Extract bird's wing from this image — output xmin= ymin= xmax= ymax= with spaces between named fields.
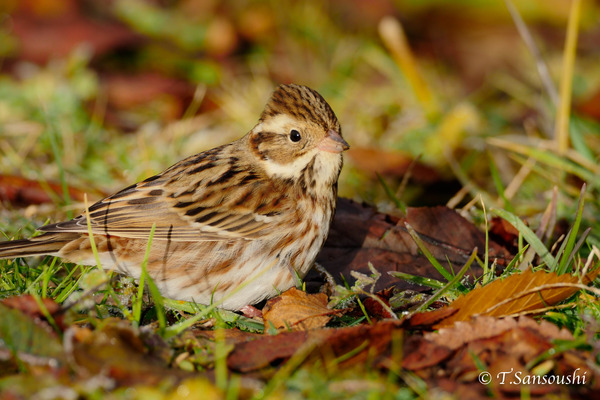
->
xmin=40 ymin=146 xmax=291 ymax=242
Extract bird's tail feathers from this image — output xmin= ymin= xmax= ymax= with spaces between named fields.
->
xmin=0 ymin=235 xmax=68 ymax=259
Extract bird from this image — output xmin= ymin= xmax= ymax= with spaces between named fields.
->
xmin=0 ymin=84 xmax=349 ymax=310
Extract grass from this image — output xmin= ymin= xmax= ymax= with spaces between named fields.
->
xmin=1 ymin=0 xmax=600 ymax=398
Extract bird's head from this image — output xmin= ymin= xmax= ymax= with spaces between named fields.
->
xmin=247 ymin=84 xmax=349 ymax=190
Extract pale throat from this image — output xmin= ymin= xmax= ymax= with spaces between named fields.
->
xmin=261 ymin=150 xmax=341 ymax=192
xmin=261 ymin=151 xmax=316 ymax=180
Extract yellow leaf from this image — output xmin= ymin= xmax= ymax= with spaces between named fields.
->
xmin=434 ymin=269 xmax=599 ymax=328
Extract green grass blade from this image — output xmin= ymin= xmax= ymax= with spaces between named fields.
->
xmin=377 ymin=173 xmax=406 ymax=213
xmin=504 ymin=244 xmax=530 ymax=274
xmin=488 ymin=156 xmax=513 ymax=212
xmin=491 ymin=208 xmax=555 ymax=268
xmin=404 ymin=222 xmax=454 ymax=282
xmin=133 ymin=223 xmax=157 ymax=325
xmin=556 ymin=184 xmax=586 ymax=274
xmin=388 ymin=271 xmax=444 ymax=289
xmin=411 ymin=248 xmax=477 ymax=313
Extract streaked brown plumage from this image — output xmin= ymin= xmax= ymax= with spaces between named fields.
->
xmin=0 ymin=84 xmax=349 ymax=310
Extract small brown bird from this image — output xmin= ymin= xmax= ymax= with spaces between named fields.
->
xmin=0 ymin=84 xmax=348 ymax=310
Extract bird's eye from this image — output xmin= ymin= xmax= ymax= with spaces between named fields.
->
xmin=289 ymin=129 xmax=302 ymax=142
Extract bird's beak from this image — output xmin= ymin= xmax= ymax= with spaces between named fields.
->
xmin=318 ymin=130 xmax=350 ymax=153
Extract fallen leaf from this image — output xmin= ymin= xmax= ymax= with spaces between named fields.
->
xmin=401 ymin=335 xmax=453 ymax=370
xmin=0 ymin=174 xmax=103 ymax=206
xmin=317 ymin=320 xmax=403 ymax=368
xmin=1 ymin=295 xmax=66 ymax=331
xmin=314 ymin=199 xmax=511 ymax=292
xmin=102 ymin=72 xmax=195 ymax=127
xmin=10 ymin=3 xmax=140 ymax=64
xmin=434 ymin=268 xmax=600 ymax=328
xmin=362 ymin=288 xmax=395 ymax=319
xmin=227 ymin=330 xmax=315 ymax=372
xmin=489 ymin=216 xmax=520 ymax=251
xmin=0 ymin=303 xmax=65 ymax=367
xmin=262 ymin=288 xmax=341 ymax=331
xmin=227 ymin=320 xmax=403 ymax=373
xmin=398 ymin=316 xmax=598 ymax=398
xmin=1 ymin=295 xmax=60 ymax=318
xmin=71 ymin=319 xmax=190 ymax=387
xmin=426 ymin=316 xmax=573 ymax=351
xmin=402 ymin=307 xmax=458 ymax=330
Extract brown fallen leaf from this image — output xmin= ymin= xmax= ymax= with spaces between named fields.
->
xmin=227 ymin=330 xmax=317 ymax=372
xmin=401 ymin=335 xmax=454 ymax=370
xmin=317 ymin=320 xmax=403 ymax=368
xmin=1 ymin=295 xmax=60 ymax=318
xmin=362 ymin=288 xmax=396 ymax=319
xmin=1 ymin=295 xmax=66 ymax=331
xmin=314 ymin=199 xmax=511 ymax=292
xmin=10 ymin=3 xmax=141 ymax=64
xmin=0 ymin=174 xmax=103 ymax=206
xmin=226 ymin=315 xmax=599 ymax=398
xmin=227 ymin=320 xmax=403 ymax=373
xmin=402 ymin=307 xmax=458 ymax=330
xmin=426 ymin=316 xmax=574 ymax=351
xmin=262 ymin=288 xmax=342 ymax=331
xmin=102 ymin=72 xmax=196 ymax=127
xmin=489 ymin=216 xmax=520 ymax=252
xmin=399 ymin=316 xmax=598 ymax=398
xmin=11 ymin=7 xmax=142 ymax=64
xmin=433 ymin=268 xmax=600 ymax=328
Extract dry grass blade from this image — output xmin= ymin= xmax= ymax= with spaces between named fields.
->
xmin=504 ymin=0 xmax=559 ymax=107
xmin=487 ymin=137 xmax=600 ymax=180
xmin=555 ymin=0 xmax=582 ymax=153
xmin=378 ymin=16 xmax=438 ymax=117
xmin=434 ymin=268 xmax=600 ymax=328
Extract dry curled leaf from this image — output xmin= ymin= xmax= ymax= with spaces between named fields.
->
xmin=434 ymin=268 xmax=600 ymax=328
xmin=262 ymin=288 xmax=342 ymax=331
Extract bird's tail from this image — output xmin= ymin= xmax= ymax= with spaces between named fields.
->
xmin=0 ymin=234 xmax=71 ymax=259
